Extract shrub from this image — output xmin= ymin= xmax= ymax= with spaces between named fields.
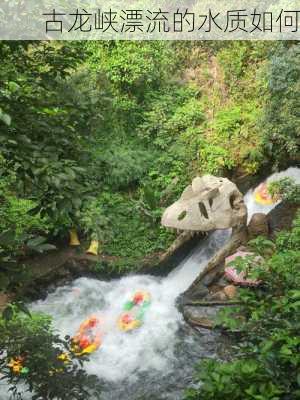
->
xmin=0 ymin=311 xmax=101 ymax=400
xmin=185 ymin=213 xmax=300 ymax=400
xmin=268 ymin=178 xmax=300 ymax=204
xmin=262 ymin=43 xmax=300 ymax=166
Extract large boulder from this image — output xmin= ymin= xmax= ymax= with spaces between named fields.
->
xmin=268 ymin=201 xmax=299 ymax=236
xmin=161 ymin=175 xmax=247 ymax=232
xmin=248 ymin=213 xmax=269 ymax=239
xmin=223 ymin=285 xmax=237 ymax=299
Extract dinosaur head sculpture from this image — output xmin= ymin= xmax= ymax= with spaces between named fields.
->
xmin=161 ymin=175 xmax=247 ymax=232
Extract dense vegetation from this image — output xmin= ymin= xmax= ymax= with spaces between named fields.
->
xmin=185 ymin=212 xmax=300 ymax=400
xmin=0 ymin=40 xmax=299 ymax=398
xmin=1 ymin=41 xmax=299 ymax=279
xmin=0 ymin=311 xmax=101 ymax=400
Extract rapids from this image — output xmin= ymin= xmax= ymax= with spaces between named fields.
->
xmin=244 ymin=167 xmax=300 ymax=221
xmin=1 ymin=167 xmax=299 ymax=399
xmin=30 ymin=229 xmax=230 ymax=400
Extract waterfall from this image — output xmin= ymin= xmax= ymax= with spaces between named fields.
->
xmin=1 ymin=167 xmax=299 ymax=400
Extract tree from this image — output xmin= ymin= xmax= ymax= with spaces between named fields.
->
xmin=262 ymin=43 xmax=300 ymax=167
xmin=0 ymin=311 xmax=101 ymax=400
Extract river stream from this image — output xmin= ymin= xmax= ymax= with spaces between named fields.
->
xmin=1 ymin=167 xmax=299 ymax=399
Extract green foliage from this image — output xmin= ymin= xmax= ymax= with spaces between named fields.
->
xmin=136 ymin=84 xmax=205 ymax=195
xmin=0 ymin=155 xmax=52 ymax=240
xmin=139 ymin=85 xmax=203 ymax=143
xmin=0 ymin=42 xmax=105 ymax=232
xmin=201 ymin=100 xmax=263 ymax=174
xmin=198 ymin=139 xmax=234 ymax=174
xmin=2 ymin=38 xmax=298 ymax=400
xmin=186 ymin=214 xmax=300 ymax=400
xmin=97 ymin=191 xmax=174 ymax=270
xmin=0 ymin=155 xmax=57 ymax=292
xmin=217 ymin=42 xmax=270 ymax=96
xmin=262 ymin=43 xmax=300 ymax=166
xmin=0 ymin=228 xmax=56 ymax=293
xmin=275 ymin=215 xmax=300 ymax=252
xmin=0 ymin=40 xmax=283 ymax=272
xmin=0 ymin=229 xmax=26 ymax=292
xmin=0 ymin=196 xmax=48 ymax=237
xmin=201 ymin=42 xmax=267 ymax=174
xmin=93 ymin=143 xmax=155 ymax=190
xmin=185 ymin=359 xmax=283 ymax=400
xmin=29 ymin=160 xmax=92 ymax=230
xmin=268 ymin=178 xmax=300 ymax=204
xmin=25 ymin=236 xmax=56 ymax=254
xmin=88 ymin=42 xmax=172 ymax=95
xmin=86 ymin=41 xmax=174 ymax=137
xmin=0 ymin=106 xmax=11 ymax=126
xmin=0 ymin=312 xmax=101 ymax=400
xmin=218 ymin=43 xmax=248 ymax=82
xmin=79 ymin=198 xmax=110 ymax=242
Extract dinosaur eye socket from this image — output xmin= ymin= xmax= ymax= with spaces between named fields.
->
xmin=230 ymin=193 xmax=238 ymax=209
xmin=178 ymin=210 xmax=187 ymax=220
xmin=198 ymin=202 xmax=208 ymax=219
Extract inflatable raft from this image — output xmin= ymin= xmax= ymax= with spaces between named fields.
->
xmin=254 ymin=182 xmax=276 ymax=206
xmin=71 ymin=315 xmax=102 ymax=356
xmin=117 ymin=291 xmax=151 ymax=332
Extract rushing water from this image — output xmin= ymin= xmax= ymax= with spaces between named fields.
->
xmin=1 ymin=167 xmax=299 ymax=399
xmin=31 ymin=229 xmax=230 ymax=400
xmin=244 ymin=167 xmax=300 ymax=221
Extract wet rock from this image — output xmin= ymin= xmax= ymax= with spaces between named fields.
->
xmin=209 ymin=284 xmax=224 ymax=293
xmin=268 ymin=201 xmax=299 ymax=236
xmin=209 ymin=290 xmax=227 ymax=301
xmin=182 ymin=284 xmax=209 ymax=303
xmin=183 ymin=225 xmax=248 ymax=303
xmin=201 ymin=264 xmax=224 ymax=287
xmin=183 ymin=305 xmax=225 ymax=329
xmin=223 ymin=285 xmax=237 ymax=299
xmin=189 ymin=317 xmax=214 ymax=329
xmin=248 ymin=213 xmax=269 ymax=239
xmin=147 ymin=231 xmax=203 ymax=276
xmin=217 ymin=276 xmax=230 ymax=288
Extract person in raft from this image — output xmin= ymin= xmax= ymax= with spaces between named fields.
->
xmin=75 ymin=316 xmax=100 ymax=351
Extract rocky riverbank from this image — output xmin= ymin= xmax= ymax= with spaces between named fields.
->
xmin=179 ymin=200 xmax=299 ymax=329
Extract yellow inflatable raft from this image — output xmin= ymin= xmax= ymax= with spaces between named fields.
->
xmin=117 ymin=290 xmax=151 ymax=332
xmin=254 ymin=182 xmax=276 ymax=205
xmin=71 ymin=315 xmax=102 ymax=356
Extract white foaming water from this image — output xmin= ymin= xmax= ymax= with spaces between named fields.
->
xmin=2 ymin=166 xmax=299 ymax=399
xmin=245 ymin=167 xmax=300 ymax=221
xmin=30 ymin=229 xmax=230 ymax=384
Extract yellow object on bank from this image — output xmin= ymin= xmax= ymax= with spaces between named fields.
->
xmin=86 ymin=240 xmax=100 ymax=256
xmin=69 ymin=228 xmax=80 ymax=246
